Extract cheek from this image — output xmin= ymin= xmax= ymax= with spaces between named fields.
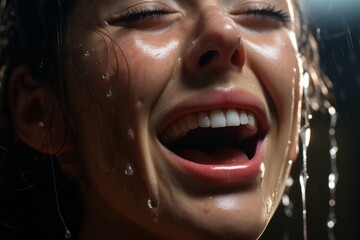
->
xmin=245 ymin=33 xmax=300 ymax=122
xmin=117 ymin=35 xmax=182 ymax=106
xmin=65 ymin=29 xmax=185 ymax=173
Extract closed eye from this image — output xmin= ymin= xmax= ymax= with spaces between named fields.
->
xmin=244 ymin=6 xmax=290 ymax=23
xmin=117 ymin=6 xmax=169 ymax=24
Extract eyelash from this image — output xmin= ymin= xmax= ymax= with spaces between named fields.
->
xmin=118 ymin=6 xmax=168 ymax=23
xmin=116 ymin=5 xmax=290 ymax=24
xmin=244 ymin=6 xmax=291 ymax=22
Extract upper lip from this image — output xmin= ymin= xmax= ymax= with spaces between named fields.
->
xmin=157 ymin=87 xmax=270 ymax=138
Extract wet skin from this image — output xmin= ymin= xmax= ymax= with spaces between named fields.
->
xmin=63 ymin=0 xmax=302 ymax=239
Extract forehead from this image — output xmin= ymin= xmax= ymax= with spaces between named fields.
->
xmin=82 ymin=0 xmax=296 ymax=8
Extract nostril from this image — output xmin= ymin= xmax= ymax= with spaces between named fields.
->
xmin=198 ymin=50 xmax=218 ymax=66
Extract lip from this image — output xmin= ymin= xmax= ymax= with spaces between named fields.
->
xmin=157 ymin=88 xmax=269 ymax=187
xmin=161 ymin=140 xmax=265 ymax=186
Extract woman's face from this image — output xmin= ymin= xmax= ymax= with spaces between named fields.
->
xmin=65 ymin=0 xmax=302 ymax=239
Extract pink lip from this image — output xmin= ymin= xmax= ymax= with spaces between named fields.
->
xmin=162 ymin=140 xmax=265 ymax=186
xmin=157 ymin=88 xmax=269 ymax=187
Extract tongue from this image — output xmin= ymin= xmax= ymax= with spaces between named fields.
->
xmin=176 ymin=148 xmax=249 ymax=165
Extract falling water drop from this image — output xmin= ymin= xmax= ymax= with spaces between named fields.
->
xmin=327 ymin=106 xmax=338 ymax=240
xmin=281 ymin=166 xmax=294 ymax=240
xmin=282 ymin=175 xmax=294 ymax=217
xmin=299 ymin=72 xmax=312 ymax=240
xmin=65 ymin=230 xmax=72 ymax=239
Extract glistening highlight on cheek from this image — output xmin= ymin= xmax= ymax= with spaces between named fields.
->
xmin=133 ymin=38 xmax=180 ymax=60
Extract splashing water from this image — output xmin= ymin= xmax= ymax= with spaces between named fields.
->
xmin=300 ymin=126 xmax=310 ymax=240
xmin=327 ymin=106 xmax=338 ymax=240
xmin=300 ymin=72 xmax=312 ymax=240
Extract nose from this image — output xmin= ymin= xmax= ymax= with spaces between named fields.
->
xmin=184 ymin=6 xmax=245 ymax=73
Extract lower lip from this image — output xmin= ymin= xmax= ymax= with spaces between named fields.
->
xmin=163 ymin=140 xmax=265 ymax=187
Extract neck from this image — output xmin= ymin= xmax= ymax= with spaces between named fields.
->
xmin=79 ymin=216 xmax=160 ymax=240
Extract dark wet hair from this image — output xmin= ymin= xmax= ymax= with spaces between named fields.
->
xmin=0 ymin=0 xmax=333 ymax=239
xmin=0 ymin=1 xmax=81 ymax=239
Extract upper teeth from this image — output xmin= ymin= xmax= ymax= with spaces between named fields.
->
xmin=160 ymin=108 xmax=257 ymax=143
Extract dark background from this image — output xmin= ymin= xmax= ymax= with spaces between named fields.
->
xmin=262 ymin=0 xmax=360 ymax=239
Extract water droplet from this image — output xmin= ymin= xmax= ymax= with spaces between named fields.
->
xmin=128 ymin=128 xmax=135 ymax=141
xmin=38 ymin=61 xmax=44 ymax=69
xmin=329 ymin=199 xmax=336 ymax=207
xmin=260 ymin=162 xmax=265 ymax=179
xmin=327 ymin=220 xmax=335 ymax=229
xmin=136 ymin=100 xmax=143 ymax=109
xmin=285 ymin=176 xmax=294 ymax=187
xmin=124 ymin=164 xmax=134 ymax=176
xmin=177 ymin=57 xmax=183 ymax=65
xmin=106 ymin=90 xmax=112 ymax=98
xmin=327 ymin=105 xmax=338 ymax=237
xmin=147 ymin=198 xmax=159 ymax=209
xmin=84 ymin=50 xmax=90 ymax=58
xmin=65 ymin=230 xmax=72 ymax=239
xmin=38 ymin=121 xmax=45 ymax=128
xmin=102 ymin=73 xmax=110 ymax=80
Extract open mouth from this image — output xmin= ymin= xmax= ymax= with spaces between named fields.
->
xmin=159 ymin=108 xmax=265 ymax=165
